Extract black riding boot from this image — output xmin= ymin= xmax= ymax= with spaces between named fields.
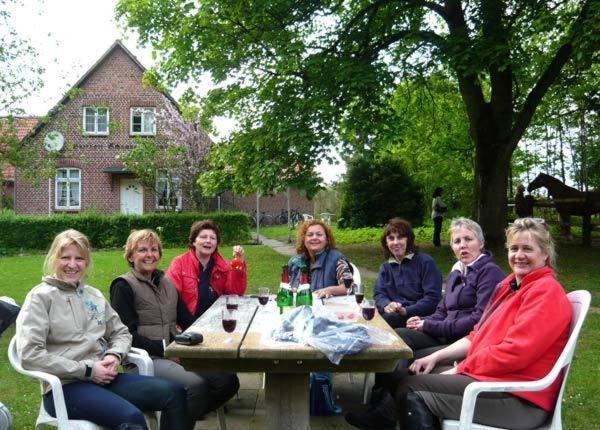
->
xmin=400 ymin=393 xmax=440 ymax=430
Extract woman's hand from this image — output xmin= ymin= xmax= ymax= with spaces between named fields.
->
xmin=409 ymin=353 xmax=439 ymax=375
xmin=384 ymin=301 xmax=406 ymax=315
xmin=406 ymin=316 xmax=424 ymax=331
xmin=315 ymin=285 xmax=345 ymax=299
xmin=232 ymin=245 xmax=245 ymax=260
xmin=92 ymin=356 xmax=119 ymax=385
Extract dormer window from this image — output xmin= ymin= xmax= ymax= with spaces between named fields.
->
xmin=131 ymin=107 xmax=156 ymax=136
xmin=83 ymin=107 xmax=109 ymax=135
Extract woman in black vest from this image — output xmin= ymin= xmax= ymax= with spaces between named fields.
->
xmin=110 ymin=229 xmax=239 ymax=424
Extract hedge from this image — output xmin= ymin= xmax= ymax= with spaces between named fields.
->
xmin=0 ymin=211 xmax=251 ymax=253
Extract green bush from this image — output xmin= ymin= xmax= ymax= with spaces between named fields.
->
xmin=0 ymin=211 xmax=250 ymax=253
xmin=339 ymin=156 xmax=425 ymax=228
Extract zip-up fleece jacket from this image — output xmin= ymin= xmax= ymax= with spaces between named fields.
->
xmin=16 ymin=276 xmax=131 ymax=393
xmin=166 ymin=250 xmax=247 ymax=316
xmin=457 ymin=266 xmax=571 ymax=411
xmin=423 ymin=251 xmax=504 ymax=341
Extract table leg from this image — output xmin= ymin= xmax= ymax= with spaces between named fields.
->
xmin=264 ymin=373 xmax=310 ymax=430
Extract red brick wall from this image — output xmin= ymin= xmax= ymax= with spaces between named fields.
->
xmin=220 ymin=188 xmax=313 ymax=219
xmin=15 ymin=45 xmax=177 ymax=215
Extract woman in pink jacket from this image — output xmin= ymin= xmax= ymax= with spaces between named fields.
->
xmin=167 ymin=219 xmax=247 ymax=317
xmin=345 ymin=218 xmax=571 ymax=430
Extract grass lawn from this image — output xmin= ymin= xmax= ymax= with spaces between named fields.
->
xmin=1 ymin=235 xmax=599 ymax=429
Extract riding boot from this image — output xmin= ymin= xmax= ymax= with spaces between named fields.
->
xmin=400 ymin=393 xmax=440 ymax=430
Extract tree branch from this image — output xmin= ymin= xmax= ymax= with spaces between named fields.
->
xmin=510 ymin=0 xmax=593 ymax=149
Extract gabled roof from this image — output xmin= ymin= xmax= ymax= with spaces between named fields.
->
xmin=23 ymin=40 xmax=179 ymax=142
xmin=1 ymin=116 xmax=39 ymax=180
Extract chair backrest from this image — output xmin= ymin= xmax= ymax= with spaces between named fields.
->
xmin=8 ymin=336 xmax=23 ymax=372
xmin=546 ymin=290 xmax=591 ymax=428
xmin=350 ymin=263 xmax=362 ymax=288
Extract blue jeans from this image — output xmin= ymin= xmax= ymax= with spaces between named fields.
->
xmin=43 ymin=373 xmax=190 ymax=430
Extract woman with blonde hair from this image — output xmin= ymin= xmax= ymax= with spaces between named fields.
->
xmin=111 ymin=229 xmax=240 ymax=423
xmin=17 ymin=229 xmax=189 ymax=429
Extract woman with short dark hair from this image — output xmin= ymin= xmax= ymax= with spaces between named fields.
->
xmin=167 ymin=219 xmax=247 ymax=317
xmin=374 ymin=218 xmax=442 ymax=329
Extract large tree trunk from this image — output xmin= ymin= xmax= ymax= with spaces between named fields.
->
xmin=474 ymin=133 xmax=512 ymax=248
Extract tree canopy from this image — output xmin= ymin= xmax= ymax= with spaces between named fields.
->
xmin=117 ymin=0 xmax=599 ymax=244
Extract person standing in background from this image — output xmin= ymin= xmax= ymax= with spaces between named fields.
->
xmin=431 ymin=187 xmax=447 ymax=247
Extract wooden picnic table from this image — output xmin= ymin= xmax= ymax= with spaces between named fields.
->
xmin=166 ymin=295 xmax=412 ymax=430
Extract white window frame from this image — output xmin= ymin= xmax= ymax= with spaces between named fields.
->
xmin=83 ymin=106 xmax=109 ymax=135
xmin=156 ymin=170 xmax=182 ymax=210
xmin=55 ymin=168 xmax=81 ymax=210
xmin=130 ymin=107 xmax=156 ymax=136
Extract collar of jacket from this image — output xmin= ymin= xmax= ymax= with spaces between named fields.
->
xmin=189 ymin=249 xmax=230 ymax=272
xmin=388 ymin=253 xmax=415 ymax=265
xmin=501 ymin=266 xmax=554 ymax=292
xmin=42 ymin=275 xmax=80 ymax=291
xmin=129 ymin=268 xmax=165 ymax=288
xmin=451 ymin=250 xmax=494 ymax=275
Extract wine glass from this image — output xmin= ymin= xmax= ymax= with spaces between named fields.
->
xmin=354 ymin=283 xmax=364 ymax=305
xmin=225 ymin=295 xmax=239 ymax=310
xmin=342 ymin=272 xmax=354 ymax=291
xmin=222 ymin=308 xmax=237 ymax=333
xmin=361 ymin=299 xmax=376 ymax=321
xmin=258 ymin=287 xmax=270 ymax=306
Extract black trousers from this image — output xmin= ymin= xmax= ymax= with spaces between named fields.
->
xmin=389 ymin=367 xmax=549 ymax=430
xmin=433 ymin=216 xmax=443 ymax=247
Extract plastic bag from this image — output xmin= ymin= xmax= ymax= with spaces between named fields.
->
xmin=270 ymin=305 xmax=396 ymax=364
xmin=305 ymin=317 xmax=370 ymax=364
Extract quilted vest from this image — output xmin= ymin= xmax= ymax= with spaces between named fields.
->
xmin=119 ymin=270 xmax=178 ymax=342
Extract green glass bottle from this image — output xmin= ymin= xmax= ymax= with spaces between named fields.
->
xmin=276 ymin=265 xmax=293 ymax=313
xmin=296 ymin=269 xmax=312 ymax=306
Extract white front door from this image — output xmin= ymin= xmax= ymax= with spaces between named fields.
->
xmin=120 ymin=179 xmax=144 ymax=215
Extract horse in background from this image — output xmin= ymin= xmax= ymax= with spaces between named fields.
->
xmin=528 ymin=173 xmax=600 ymax=246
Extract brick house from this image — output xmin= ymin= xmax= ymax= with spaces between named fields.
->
xmin=12 ymin=40 xmax=313 ymax=217
xmin=1 ymin=117 xmax=39 ymax=207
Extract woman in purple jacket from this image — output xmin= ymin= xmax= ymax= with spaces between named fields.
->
xmin=398 ymin=217 xmax=504 ymax=358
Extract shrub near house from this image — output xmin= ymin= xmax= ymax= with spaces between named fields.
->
xmin=0 ymin=211 xmax=250 ymax=253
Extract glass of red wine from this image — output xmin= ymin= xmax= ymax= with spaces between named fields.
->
xmin=222 ymin=308 xmax=237 ymax=333
xmin=258 ymin=287 xmax=270 ymax=306
xmin=361 ymin=299 xmax=376 ymax=321
xmin=225 ymin=295 xmax=239 ymax=310
xmin=354 ymin=283 xmax=364 ymax=305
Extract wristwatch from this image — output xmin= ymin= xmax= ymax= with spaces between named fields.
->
xmin=84 ymin=364 xmax=93 ymax=378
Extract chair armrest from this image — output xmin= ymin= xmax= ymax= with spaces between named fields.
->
xmin=125 ymin=347 xmax=154 ymax=376
xmin=457 ymin=375 xmax=560 ymax=430
xmin=16 ymin=367 xmax=70 ymax=427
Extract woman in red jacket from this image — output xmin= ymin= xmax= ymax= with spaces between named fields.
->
xmin=166 ymin=219 xmax=247 ymax=317
xmin=345 ymin=218 xmax=572 ymax=430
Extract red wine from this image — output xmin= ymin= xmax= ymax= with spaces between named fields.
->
xmin=258 ymin=296 xmax=268 ymax=305
xmin=222 ymin=319 xmax=237 ymax=333
xmin=226 ymin=303 xmax=238 ymax=310
xmin=355 ymin=293 xmax=364 ymax=304
xmin=343 ymin=278 xmax=353 ymax=289
xmin=362 ymin=306 xmax=375 ymax=321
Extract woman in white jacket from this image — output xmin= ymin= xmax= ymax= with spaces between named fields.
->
xmin=16 ymin=229 xmax=190 ymax=430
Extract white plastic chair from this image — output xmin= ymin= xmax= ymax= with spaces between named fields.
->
xmin=442 ymin=290 xmax=591 ymax=430
xmin=350 ymin=263 xmax=362 ymax=289
xmin=302 ymin=213 xmax=314 ymax=221
xmin=8 ymin=336 xmax=159 ymax=430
